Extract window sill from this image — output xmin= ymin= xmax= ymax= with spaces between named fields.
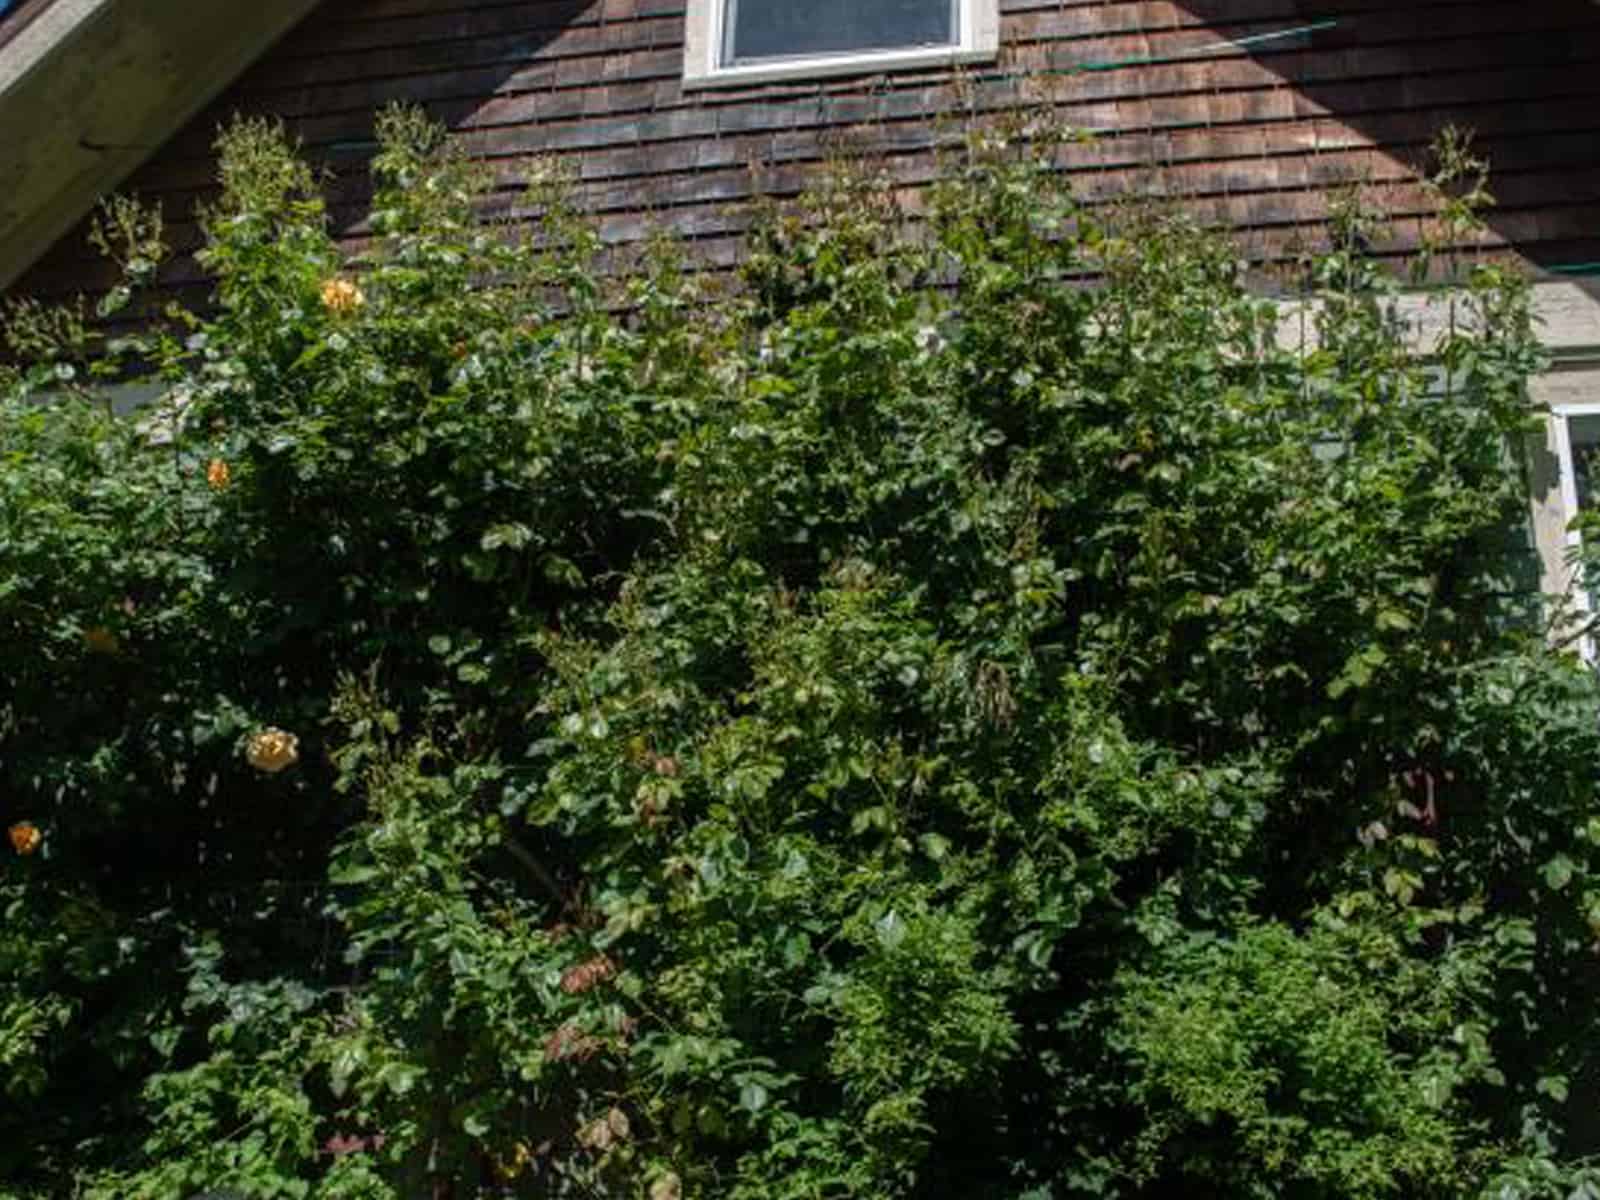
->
xmin=682 ymin=42 xmax=996 ymax=90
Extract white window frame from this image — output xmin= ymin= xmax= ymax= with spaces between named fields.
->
xmin=682 ymin=0 xmax=999 ymax=90
xmin=1544 ymin=400 xmax=1600 ymax=659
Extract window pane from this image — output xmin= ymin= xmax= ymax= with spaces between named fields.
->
xmin=1566 ymin=414 xmax=1600 ymax=615
xmin=1572 ymin=415 xmax=1600 ymax=514
xmin=725 ymin=0 xmax=956 ymax=64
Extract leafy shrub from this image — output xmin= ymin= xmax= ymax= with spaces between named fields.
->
xmin=1 ymin=107 xmax=1597 ymax=1199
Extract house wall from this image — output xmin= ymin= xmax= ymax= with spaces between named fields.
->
xmin=8 ymin=0 xmax=1600 ymax=309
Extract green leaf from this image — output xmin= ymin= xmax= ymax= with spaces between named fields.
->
xmin=1544 ymin=855 xmax=1576 ymax=892
xmin=328 ymin=860 xmax=379 ymax=886
xmin=481 ymin=522 xmax=533 ymax=552
xmin=874 ymin=909 xmax=907 ymax=951
xmin=738 ymin=1081 xmax=769 ymax=1114
xmin=1538 ymin=1074 xmax=1571 ymax=1103
xmin=1375 ymin=607 xmax=1413 ymax=632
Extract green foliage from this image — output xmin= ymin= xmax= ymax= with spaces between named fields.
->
xmin=1 ymin=108 xmax=1596 ymax=1199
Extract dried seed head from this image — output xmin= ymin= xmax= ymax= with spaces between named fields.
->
xmin=543 ymin=1023 xmax=601 ymax=1063
xmin=576 ymin=1106 xmax=630 ymax=1152
xmin=83 ymin=626 xmax=120 ymax=655
xmin=559 ymin=955 xmax=616 ymax=995
xmin=492 ymin=1142 xmax=533 ymax=1181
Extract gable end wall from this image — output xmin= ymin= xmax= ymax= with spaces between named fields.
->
xmin=11 ymin=0 xmax=1600 ymax=307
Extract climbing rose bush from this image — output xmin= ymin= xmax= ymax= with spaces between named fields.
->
xmin=2 ymin=106 xmax=1599 ymax=1199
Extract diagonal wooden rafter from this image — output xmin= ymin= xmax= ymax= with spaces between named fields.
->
xmin=0 ymin=0 xmax=320 ymax=289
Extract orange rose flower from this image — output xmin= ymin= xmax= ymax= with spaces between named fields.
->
xmin=206 ymin=458 xmax=231 ymax=491
xmin=9 ymin=822 xmax=41 ymax=856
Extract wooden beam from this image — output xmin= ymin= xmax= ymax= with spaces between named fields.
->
xmin=0 ymin=0 xmax=321 ymax=289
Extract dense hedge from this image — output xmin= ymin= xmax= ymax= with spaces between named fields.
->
xmin=3 ymin=109 xmax=1599 ymax=1199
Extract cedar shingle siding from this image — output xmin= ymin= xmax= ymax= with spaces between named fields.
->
xmin=14 ymin=0 xmax=1600 ymax=305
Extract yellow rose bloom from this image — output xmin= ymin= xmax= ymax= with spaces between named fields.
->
xmin=320 ymin=277 xmax=365 ymax=316
xmin=246 ymin=728 xmax=300 ymax=774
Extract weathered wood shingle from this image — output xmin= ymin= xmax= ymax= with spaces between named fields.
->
xmin=13 ymin=0 xmax=1600 ymax=304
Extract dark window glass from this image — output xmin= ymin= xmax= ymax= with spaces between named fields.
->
xmin=1569 ymin=414 xmax=1600 ymax=611
xmin=724 ymin=0 xmax=956 ymax=64
xmin=1573 ymin=416 xmax=1600 ymax=515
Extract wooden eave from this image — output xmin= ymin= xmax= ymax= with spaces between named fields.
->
xmin=0 ymin=0 xmax=320 ymax=289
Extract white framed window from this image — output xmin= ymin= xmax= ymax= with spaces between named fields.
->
xmin=682 ymin=0 xmax=999 ymax=89
xmin=1539 ymin=401 xmax=1600 ymax=657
